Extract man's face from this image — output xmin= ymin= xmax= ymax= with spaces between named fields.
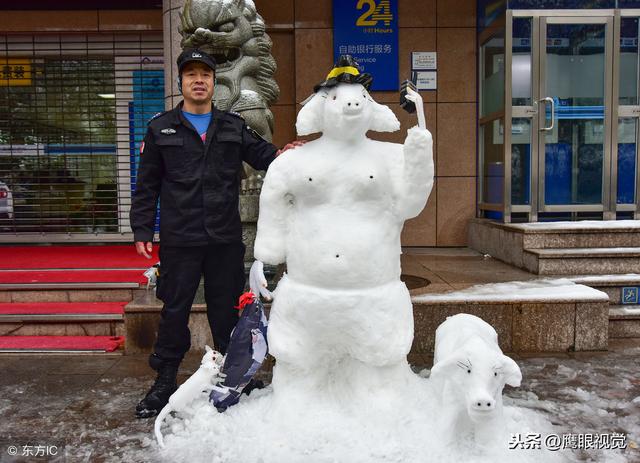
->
xmin=181 ymin=62 xmax=215 ymax=104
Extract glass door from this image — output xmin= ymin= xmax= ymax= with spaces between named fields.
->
xmin=538 ymin=16 xmax=614 ymax=217
xmin=615 ymin=13 xmax=640 ymax=218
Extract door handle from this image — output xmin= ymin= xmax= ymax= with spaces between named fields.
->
xmin=538 ymin=97 xmax=555 ymax=131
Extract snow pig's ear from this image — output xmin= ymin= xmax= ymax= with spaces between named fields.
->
xmin=296 ymin=91 xmax=327 ymax=136
xmin=429 ymin=355 xmax=463 ymax=381
xmin=368 ymin=95 xmax=400 ymax=133
xmin=501 ymin=355 xmax=522 ymax=387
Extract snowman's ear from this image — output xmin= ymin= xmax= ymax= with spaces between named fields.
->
xmin=296 ymin=91 xmax=327 ymax=136
xmin=368 ymin=97 xmax=400 ymax=133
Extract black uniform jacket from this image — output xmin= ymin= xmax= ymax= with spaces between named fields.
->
xmin=130 ymin=103 xmax=277 ymax=246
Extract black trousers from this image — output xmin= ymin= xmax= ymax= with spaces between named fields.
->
xmin=153 ymin=242 xmax=246 ymax=362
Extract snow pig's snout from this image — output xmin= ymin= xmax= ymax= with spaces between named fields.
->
xmin=467 ymin=388 xmax=497 ymax=421
xmin=342 ymin=94 xmax=365 ymax=116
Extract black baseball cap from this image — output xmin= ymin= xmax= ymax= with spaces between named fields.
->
xmin=177 ymin=48 xmax=217 ymax=74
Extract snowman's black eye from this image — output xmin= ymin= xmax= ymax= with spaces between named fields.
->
xmin=467 ymin=369 xmax=471 ymax=374
xmin=494 ymin=372 xmax=498 ymax=377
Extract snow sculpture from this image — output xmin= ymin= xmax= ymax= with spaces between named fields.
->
xmin=251 ymin=60 xmax=434 ymax=397
xmin=430 ymin=314 xmax=522 ymax=446
xmin=153 ymin=60 xmax=561 ymax=463
xmin=155 ymin=346 xmax=223 ymax=448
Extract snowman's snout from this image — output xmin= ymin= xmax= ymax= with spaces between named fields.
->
xmin=342 ymin=97 xmax=364 ymax=115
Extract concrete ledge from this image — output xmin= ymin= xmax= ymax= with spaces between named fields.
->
xmin=125 ymin=281 xmax=610 ymax=356
xmin=124 ymin=291 xmax=214 ymax=354
xmin=411 ymin=280 xmax=609 ymax=354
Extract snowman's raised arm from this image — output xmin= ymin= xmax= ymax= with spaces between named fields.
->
xmin=254 ymin=157 xmax=291 ymax=265
xmin=397 ymin=125 xmax=434 ymax=220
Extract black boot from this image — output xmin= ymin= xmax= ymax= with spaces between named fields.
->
xmin=135 ymin=356 xmax=179 ymax=419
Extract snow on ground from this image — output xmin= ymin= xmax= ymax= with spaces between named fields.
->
xmin=509 ymin=220 xmax=640 ymax=231
xmin=1 ymin=344 xmax=638 ymax=462
xmin=504 ymin=344 xmax=640 ymax=463
xmin=413 ymin=279 xmax=609 ymax=303
xmin=155 ymin=373 xmax=564 ymax=463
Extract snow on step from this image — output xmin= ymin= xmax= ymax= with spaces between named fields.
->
xmin=570 ymin=274 xmax=640 ymax=285
xmin=510 ymin=220 xmax=640 ymax=232
xmin=413 ymin=279 xmax=609 ymax=304
xmin=609 ymin=305 xmax=640 ymax=319
xmin=0 ymin=335 xmax=125 ymax=352
xmin=525 ymin=247 xmax=640 ymax=258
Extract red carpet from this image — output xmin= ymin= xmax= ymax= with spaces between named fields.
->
xmin=0 ymin=269 xmax=148 ymax=285
xmin=0 ymin=335 xmax=125 ymax=352
xmin=0 ymin=302 xmax=127 ymax=315
xmin=0 ymin=245 xmax=159 ymax=270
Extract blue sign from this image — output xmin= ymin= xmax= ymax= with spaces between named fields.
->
xmin=333 ymin=0 xmax=398 ymax=91
xmin=622 ymin=287 xmax=639 ymax=305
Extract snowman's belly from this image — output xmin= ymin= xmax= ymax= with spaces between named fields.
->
xmin=285 ymin=207 xmax=402 ymax=288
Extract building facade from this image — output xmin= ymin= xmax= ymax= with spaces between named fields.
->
xmin=0 ymin=1 xmax=638 ymax=247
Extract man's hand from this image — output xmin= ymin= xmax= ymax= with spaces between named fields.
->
xmin=249 ymin=260 xmax=272 ymax=301
xmin=135 ymin=241 xmax=153 ymax=259
xmin=276 ymin=140 xmax=307 ymax=156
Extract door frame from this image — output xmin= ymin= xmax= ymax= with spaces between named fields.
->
xmin=505 ymin=9 xmax=622 ymax=222
xmin=614 ymin=9 xmax=640 ymax=219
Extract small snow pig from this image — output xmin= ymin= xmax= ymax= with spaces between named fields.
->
xmin=155 ymin=346 xmax=224 ymax=448
xmin=430 ymin=314 xmax=522 ymax=441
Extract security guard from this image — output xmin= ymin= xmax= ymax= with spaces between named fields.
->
xmin=131 ymin=48 xmax=289 ymax=418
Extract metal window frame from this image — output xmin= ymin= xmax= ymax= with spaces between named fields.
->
xmin=477 ymin=13 xmax=507 ymax=220
xmin=505 ymin=14 xmax=540 ymax=222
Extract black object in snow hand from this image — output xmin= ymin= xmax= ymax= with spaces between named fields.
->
xmin=400 ymin=79 xmax=417 ymax=114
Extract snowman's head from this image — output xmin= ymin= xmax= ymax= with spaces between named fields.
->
xmin=296 ymin=83 xmax=399 ymax=141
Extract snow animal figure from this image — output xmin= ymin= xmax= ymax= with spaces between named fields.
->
xmin=155 ymin=346 xmax=224 ymax=449
xmin=430 ymin=314 xmax=522 ymax=447
xmin=251 ymin=56 xmax=434 ymax=400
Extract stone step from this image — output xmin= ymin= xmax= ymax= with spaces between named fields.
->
xmin=608 ymin=305 xmax=640 ymax=339
xmin=0 ymin=282 xmax=141 ymax=290
xmin=609 ymin=305 xmax=640 ymax=319
xmin=0 ymin=302 xmax=126 ymax=337
xmin=468 ymin=218 xmax=640 ymax=273
xmin=0 ymin=320 xmax=125 ymax=337
xmin=0 ymin=287 xmax=146 ymax=303
xmin=0 ymin=335 xmax=125 ymax=354
xmin=523 ymin=248 xmax=640 ymax=275
xmin=569 ymin=275 xmax=640 ymax=304
xmin=504 ymin=220 xmax=640 ymax=249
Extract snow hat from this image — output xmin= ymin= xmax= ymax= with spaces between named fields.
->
xmin=313 ymin=55 xmax=373 ymax=93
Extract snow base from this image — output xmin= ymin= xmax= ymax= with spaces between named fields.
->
xmin=156 ymin=366 xmax=564 ymax=463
